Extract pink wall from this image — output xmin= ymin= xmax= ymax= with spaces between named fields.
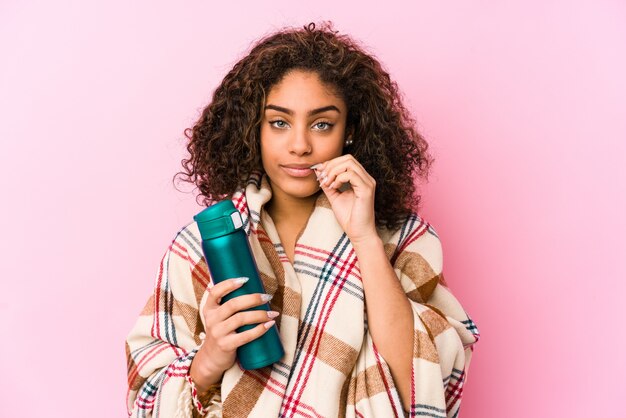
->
xmin=1 ymin=1 xmax=624 ymax=416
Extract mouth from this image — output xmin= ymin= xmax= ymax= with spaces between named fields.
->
xmin=280 ymin=165 xmax=315 ymax=178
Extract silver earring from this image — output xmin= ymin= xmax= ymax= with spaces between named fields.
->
xmin=345 ymin=138 xmax=353 ymax=146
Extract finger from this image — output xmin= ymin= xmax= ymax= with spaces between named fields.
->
xmin=319 ymin=161 xmax=373 ymax=190
xmin=205 ymin=277 xmax=250 ymax=308
xmin=220 ymin=320 xmax=277 ymax=351
xmin=326 ymin=154 xmax=366 ymax=172
xmin=220 ymin=309 xmax=280 ymax=335
xmin=317 ymin=156 xmax=371 ymax=185
xmin=214 ymin=292 xmax=273 ymax=323
xmin=314 ymin=154 xmax=353 ymax=176
xmin=327 ymin=170 xmax=372 ymax=194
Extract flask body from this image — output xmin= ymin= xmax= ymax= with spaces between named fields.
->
xmin=195 ymin=201 xmax=285 ymax=370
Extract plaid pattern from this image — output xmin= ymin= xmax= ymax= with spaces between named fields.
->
xmin=126 ymin=172 xmax=480 ymax=417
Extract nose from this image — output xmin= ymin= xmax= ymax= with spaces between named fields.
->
xmin=287 ymin=126 xmax=312 ymax=156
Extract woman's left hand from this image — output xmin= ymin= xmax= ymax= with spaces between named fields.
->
xmin=313 ymin=154 xmax=379 ymax=245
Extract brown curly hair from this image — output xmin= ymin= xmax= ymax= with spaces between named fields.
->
xmin=175 ymin=21 xmax=433 ymax=230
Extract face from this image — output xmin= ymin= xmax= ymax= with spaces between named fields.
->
xmin=260 ymin=70 xmax=349 ymax=201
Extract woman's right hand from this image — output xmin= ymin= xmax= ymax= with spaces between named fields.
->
xmin=189 ymin=277 xmax=279 ymax=392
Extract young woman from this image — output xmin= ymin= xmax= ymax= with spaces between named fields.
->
xmin=126 ymin=22 xmax=480 ymax=418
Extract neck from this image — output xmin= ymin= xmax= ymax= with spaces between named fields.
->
xmin=265 ymin=186 xmax=320 ymax=225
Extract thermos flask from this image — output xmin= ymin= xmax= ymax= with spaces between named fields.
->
xmin=194 ymin=200 xmax=285 ymax=370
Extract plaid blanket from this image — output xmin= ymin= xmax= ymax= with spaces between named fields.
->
xmin=126 ymin=172 xmax=480 ymax=417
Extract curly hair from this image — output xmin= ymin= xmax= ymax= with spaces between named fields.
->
xmin=175 ymin=21 xmax=433 ymax=230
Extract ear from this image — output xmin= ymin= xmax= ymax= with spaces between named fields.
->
xmin=345 ymin=125 xmax=355 ymax=139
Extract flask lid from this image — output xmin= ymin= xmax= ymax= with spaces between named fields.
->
xmin=194 ymin=200 xmax=244 ymax=239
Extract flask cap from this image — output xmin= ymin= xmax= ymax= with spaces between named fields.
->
xmin=194 ymin=200 xmax=244 ymax=240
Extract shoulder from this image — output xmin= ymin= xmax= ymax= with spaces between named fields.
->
xmin=379 ymin=211 xmax=443 ymax=273
xmin=163 ymin=221 xmax=205 ymax=265
xmin=156 ymin=222 xmax=212 ymax=294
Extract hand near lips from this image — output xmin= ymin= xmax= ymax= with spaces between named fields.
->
xmin=312 ymin=154 xmax=379 ymax=245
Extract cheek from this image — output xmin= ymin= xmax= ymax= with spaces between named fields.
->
xmin=259 ymin=129 xmax=271 ymax=160
xmin=323 ymin=138 xmax=346 ymax=159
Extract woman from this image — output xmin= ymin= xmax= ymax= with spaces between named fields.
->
xmin=126 ymin=22 xmax=480 ymax=418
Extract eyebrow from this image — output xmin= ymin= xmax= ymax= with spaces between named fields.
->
xmin=264 ymin=104 xmax=341 ymax=116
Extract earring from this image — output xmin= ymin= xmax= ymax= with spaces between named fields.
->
xmin=345 ymin=138 xmax=353 ymax=146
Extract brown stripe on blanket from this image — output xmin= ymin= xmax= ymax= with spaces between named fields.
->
xmin=260 ymin=270 xmax=279 ymax=296
xmin=146 ymin=289 xmax=204 ymax=345
xmin=141 ymin=258 xmax=209 ymax=316
xmin=315 ymin=191 xmax=332 ymax=209
xmin=140 ymin=295 xmax=155 ymax=316
xmin=126 ymin=342 xmax=147 ymax=391
xmin=412 ymin=309 xmax=452 ymax=363
xmin=413 ymin=329 xmax=440 ymax=363
xmin=391 ymin=249 xmax=440 ymax=302
xmin=418 ymin=308 xmax=452 ymax=339
xmin=257 ymin=222 xmax=302 ymax=326
xmin=268 ymin=285 xmax=301 ymax=329
xmin=191 ymin=261 xmax=211 ymax=305
xmin=346 ymin=364 xmax=396 ymax=405
xmin=422 ymin=302 xmax=449 ymax=322
xmin=257 ymin=222 xmax=285 ymax=283
xmin=222 ymin=370 xmax=269 ymax=417
xmin=338 ymin=373 xmax=351 ymax=417
xmin=300 ymin=327 xmax=359 ymax=376
xmin=383 ymin=242 xmax=396 ymax=259
xmin=438 ymin=271 xmax=449 ymax=288
xmin=172 ymin=299 xmax=202 ymax=344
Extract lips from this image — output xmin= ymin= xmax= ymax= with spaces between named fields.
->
xmin=280 ymin=164 xmax=315 ymax=178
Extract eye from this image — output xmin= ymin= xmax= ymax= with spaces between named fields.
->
xmin=269 ymin=120 xmax=289 ymax=129
xmin=313 ymin=121 xmax=334 ymax=131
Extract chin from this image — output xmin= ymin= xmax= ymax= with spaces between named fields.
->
xmin=268 ymin=174 xmax=320 ymax=199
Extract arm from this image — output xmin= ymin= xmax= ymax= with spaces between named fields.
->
xmin=357 ymin=221 xmax=481 ymax=417
xmin=316 ymin=155 xmax=480 ymax=417
xmin=126 ymin=225 xmax=220 ymax=417
xmin=352 ymin=236 xmax=414 ymax=414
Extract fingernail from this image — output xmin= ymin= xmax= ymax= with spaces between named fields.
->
xmin=261 ymin=293 xmax=273 ymax=302
xmin=233 ymin=277 xmax=249 ymax=285
xmin=264 ymin=320 xmax=276 ymax=329
xmin=310 ymin=163 xmax=321 ymax=170
xmin=267 ymin=311 xmax=280 ymax=319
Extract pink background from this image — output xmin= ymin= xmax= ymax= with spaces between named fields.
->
xmin=1 ymin=1 xmax=624 ymax=416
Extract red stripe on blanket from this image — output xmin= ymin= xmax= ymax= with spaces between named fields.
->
xmin=246 ymin=370 xmax=319 ymax=418
xmin=294 ymin=403 xmax=325 ymax=418
xmin=233 ymin=193 xmax=246 ymax=211
xmin=250 ymin=368 xmax=287 ymax=391
xmin=172 ymin=240 xmax=210 ymax=280
xmin=373 ymin=342 xmax=400 ymax=418
xmin=390 ymin=218 xmax=428 ymax=265
xmin=411 ymin=351 xmax=416 ymax=417
xmin=152 ymin=251 xmax=167 ymax=340
xmin=246 ymin=370 xmax=287 ymax=399
xmin=169 ymin=247 xmax=188 ymax=263
xmin=285 ymin=249 xmax=358 ymax=415
xmin=257 ymin=235 xmax=274 ymax=246
xmin=170 ymin=241 xmax=211 ymax=289
xmin=164 ymin=362 xmax=191 ymax=375
xmin=445 ymin=369 xmax=465 ymax=414
xmin=191 ymin=264 xmax=210 ymax=288
xmin=127 ymin=343 xmax=171 ymax=388
xmin=295 ymin=246 xmax=362 ymax=281
xmin=297 ymin=243 xmax=362 ymax=275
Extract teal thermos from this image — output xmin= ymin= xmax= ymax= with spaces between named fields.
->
xmin=193 ymin=200 xmax=285 ymax=370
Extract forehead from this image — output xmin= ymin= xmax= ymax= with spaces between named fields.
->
xmin=266 ymin=70 xmax=345 ymax=111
